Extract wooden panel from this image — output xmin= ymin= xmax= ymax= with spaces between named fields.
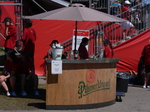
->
xmin=46 ymin=62 xmax=117 ymax=106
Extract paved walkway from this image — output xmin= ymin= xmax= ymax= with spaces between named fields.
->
xmin=38 ymin=76 xmax=46 ymax=84
xmin=1 ymin=77 xmax=150 ymax=112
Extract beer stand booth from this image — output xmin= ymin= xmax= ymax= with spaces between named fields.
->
xmin=46 ymin=58 xmax=119 ymax=110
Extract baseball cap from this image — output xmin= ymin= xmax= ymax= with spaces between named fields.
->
xmin=2 ymin=17 xmax=12 ymax=23
xmin=23 ymin=19 xmax=33 ymax=23
xmin=103 ymin=39 xmax=110 ymax=44
xmin=124 ymin=0 xmax=131 ymax=4
xmin=49 ymin=40 xmax=59 ymax=46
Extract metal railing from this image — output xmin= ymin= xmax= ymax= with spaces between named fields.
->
xmin=90 ymin=0 xmax=109 ymax=9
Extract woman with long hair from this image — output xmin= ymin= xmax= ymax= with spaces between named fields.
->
xmin=103 ymin=39 xmax=114 ymax=58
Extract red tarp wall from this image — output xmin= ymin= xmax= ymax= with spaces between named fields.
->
xmin=32 ymin=20 xmax=99 ymax=75
xmin=113 ymin=29 xmax=150 ymax=72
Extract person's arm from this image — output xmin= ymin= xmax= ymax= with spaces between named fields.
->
xmin=4 ymin=22 xmax=16 ymax=37
xmin=0 ymin=74 xmax=10 ymax=82
xmin=4 ymin=26 xmax=9 ymax=37
xmin=119 ymin=5 xmax=122 ymax=13
xmin=3 ymin=74 xmax=10 ymax=82
xmin=5 ymin=74 xmax=10 ymax=79
xmin=32 ymin=28 xmax=37 ymax=41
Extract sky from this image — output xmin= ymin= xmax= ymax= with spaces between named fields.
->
xmin=142 ymin=0 xmax=150 ymax=4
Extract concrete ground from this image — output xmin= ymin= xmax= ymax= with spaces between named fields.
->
xmin=38 ymin=76 xmax=46 ymax=84
xmin=1 ymin=77 xmax=150 ymax=112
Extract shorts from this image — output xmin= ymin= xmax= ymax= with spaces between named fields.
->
xmin=145 ymin=65 xmax=150 ymax=73
xmin=121 ymin=21 xmax=134 ymax=29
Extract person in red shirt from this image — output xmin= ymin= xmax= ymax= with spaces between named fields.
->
xmin=141 ymin=40 xmax=150 ymax=88
xmin=103 ymin=39 xmax=114 ymax=58
xmin=122 ymin=1 xmax=131 ymax=20
xmin=121 ymin=1 xmax=134 ymax=39
xmin=21 ymin=19 xmax=36 ymax=63
xmin=2 ymin=17 xmax=17 ymax=57
xmin=78 ymin=37 xmax=89 ymax=59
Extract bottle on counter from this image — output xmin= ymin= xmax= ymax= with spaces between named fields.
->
xmin=99 ymin=49 xmax=104 ymax=59
xmin=74 ymin=50 xmax=78 ymax=59
xmin=69 ymin=50 xmax=74 ymax=59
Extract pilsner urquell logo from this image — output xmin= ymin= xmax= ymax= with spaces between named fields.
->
xmin=78 ymin=70 xmax=110 ymax=98
xmin=86 ymin=69 xmax=96 ymax=83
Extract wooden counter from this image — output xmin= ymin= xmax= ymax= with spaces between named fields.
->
xmin=46 ymin=58 xmax=119 ymax=110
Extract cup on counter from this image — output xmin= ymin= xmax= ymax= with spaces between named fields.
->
xmin=52 ymin=48 xmax=63 ymax=60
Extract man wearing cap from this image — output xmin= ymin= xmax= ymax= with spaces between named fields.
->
xmin=21 ymin=19 xmax=38 ymax=96
xmin=121 ymin=0 xmax=134 ymax=40
xmin=2 ymin=17 xmax=17 ymax=55
xmin=122 ymin=0 xmax=132 ymax=19
xmin=21 ymin=19 xmax=36 ymax=66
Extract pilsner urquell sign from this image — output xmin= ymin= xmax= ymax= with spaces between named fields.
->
xmin=78 ymin=70 xmax=110 ymax=98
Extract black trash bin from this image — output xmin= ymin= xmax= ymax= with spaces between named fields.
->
xmin=116 ymin=72 xmax=130 ymax=93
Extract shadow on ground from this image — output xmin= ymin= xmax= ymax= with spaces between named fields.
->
xmin=28 ymin=102 xmax=46 ymax=109
xmin=25 ymin=88 xmax=46 ymax=109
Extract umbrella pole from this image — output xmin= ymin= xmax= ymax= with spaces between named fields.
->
xmin=73 ymin=21 xmax=78 ymax=59
xmin=74 ymin=21 xmax=78 ymax=51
